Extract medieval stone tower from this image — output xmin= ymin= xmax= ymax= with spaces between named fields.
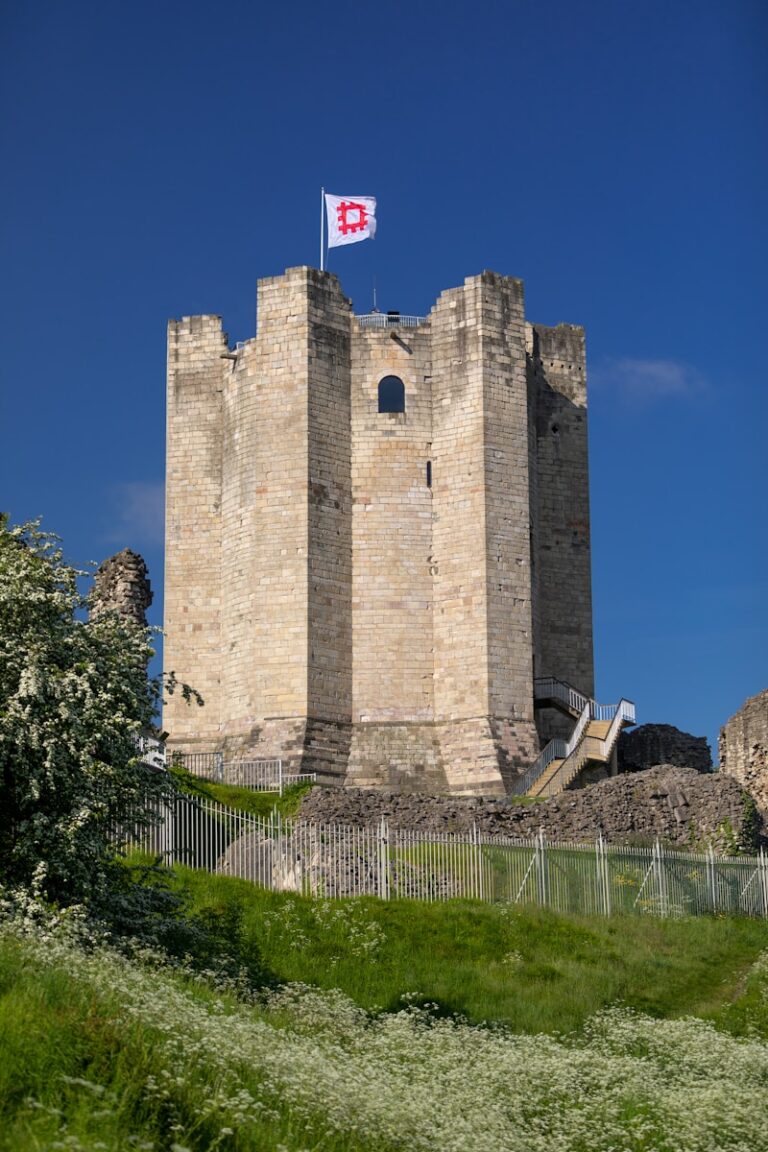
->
xmin=164 ymin=267 xmax=594 ymax=796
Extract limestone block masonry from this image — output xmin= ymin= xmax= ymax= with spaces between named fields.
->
xmin=91 ymin=549 xmax=153 ymax=628
xmin=618 ymin=724 xmax=712 ymax=775
xmin=164 ymin=267 xmax=594 ymax=796
xmin=720 ymin=689 xmax=768 ymax=816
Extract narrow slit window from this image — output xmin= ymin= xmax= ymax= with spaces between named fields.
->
xmin=426 ymin=460 xmax=432 ymax=488
xmin=378 ymin=375 xmax=405 ymax=413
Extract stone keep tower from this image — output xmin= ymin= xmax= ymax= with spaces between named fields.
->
xmin=164 ymin=267 xmax=593 ymax=795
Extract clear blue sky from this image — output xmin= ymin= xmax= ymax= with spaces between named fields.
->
xmin=2 ymin=0 xmax=766 ymax=762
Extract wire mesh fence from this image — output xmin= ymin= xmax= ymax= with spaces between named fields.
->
xmin=128 ymin=793 xmax=768 ymax=918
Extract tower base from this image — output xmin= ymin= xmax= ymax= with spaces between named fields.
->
xmin=167 ymin=715 xmax=540 ymax=798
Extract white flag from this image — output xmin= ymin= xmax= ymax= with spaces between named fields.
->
xmin=325 ymin=193 xmax=377 ymax=248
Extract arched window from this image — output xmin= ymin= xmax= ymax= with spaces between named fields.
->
xmin=378 ymin=375 xmax=405 ymax=413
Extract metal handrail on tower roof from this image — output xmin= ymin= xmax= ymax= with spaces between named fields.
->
xmin=357 ymin=313 xmax=427 ymax=329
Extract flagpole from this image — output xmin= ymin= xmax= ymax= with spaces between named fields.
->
xmin=320 ymin=187 xmax=325 ymax=272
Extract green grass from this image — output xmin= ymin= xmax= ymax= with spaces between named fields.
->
xmin=1 ymin=895 xmax=767 ymax=1152
xmin=170 ymin=867 xmax=768 ymax=1036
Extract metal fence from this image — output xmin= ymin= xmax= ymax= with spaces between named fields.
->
xmin=128 ymin=794 xmax=768 ymax=918
xmin=171 ymin=753 xmax=314 ymax=795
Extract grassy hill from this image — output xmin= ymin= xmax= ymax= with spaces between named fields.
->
xmin=174 ymin=867 xmax=768 ymax=1034
xmin=1 ymin=869 xmax=768 ymax=1151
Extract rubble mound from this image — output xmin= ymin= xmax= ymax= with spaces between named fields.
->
xmin=299 ymin=765 xmax=760 ymax=854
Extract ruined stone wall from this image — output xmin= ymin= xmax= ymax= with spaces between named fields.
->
xmin=164 ymin=315 xmax=227 ymax=750
xmin=618 ymin=724 xmax=712 ymax=774
xmin=300 ymin=764 xmax=762 ymax=854
xmin=91 ymin=549 xmax=152 ymax=627
xmin=720 ymin=689 xmax=768 ymax=815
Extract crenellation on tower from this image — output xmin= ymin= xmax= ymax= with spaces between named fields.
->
xmin=164 ymin=267 xmax=596 ymax=795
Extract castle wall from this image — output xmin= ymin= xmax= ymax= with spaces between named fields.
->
xmin=218 ymin=272 xmax=313 ymax=767
xmin=346 ymin=323 xmax=439 ymax=787
xmin=304 ymin=272 xmax=354 ymax=775
xmin=164 ymin=315 xmax=227 ymax=749
xmin=528 ymin=323 xmax=594 ymax=743
xmin=478 ymin=276 xmax=538 ymax=774
xmin=430 ymin=281 xmax=490 ymax=723
xmin=430 ymin=274 xmax=538 ymax=792
xmin=217 ymin=268 xmax=354 ymax=772
xmin=349 ymin=325 xmax=434 ymax=723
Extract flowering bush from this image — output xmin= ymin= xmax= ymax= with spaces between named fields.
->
xmin=0 ymin=519 xmax=174 ymax=908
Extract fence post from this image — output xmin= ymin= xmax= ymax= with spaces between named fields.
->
xmin=536 ymin=828 xmax=548 ymax=907
xmin=596 ymin=834 xmax=610 ymax=916
xmin=378 ymin=817 xmax=390 ymax=901
xmin=472 ymin=823 xmax=484 ymax=901
xmin=215 ymin=751 xmax=224 ymax=782
xmin=760 ymin=849 xmax=768 ymax=919
xmin=654 ymin=840 xmax=668 ymax=917
xmin=708 ymin=844 xmax=718 ymax=914
xmin=276 ymin=810 xmax=283 ymax=889
xmin=165 ymin=794 xmax=175 ymax=868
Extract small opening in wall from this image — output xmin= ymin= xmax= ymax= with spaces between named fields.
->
xmin=551 ymin=423 xmax=560 ymax=435
xmin=426 ymin=460 xmax=432 ymax=488
xmin=378 ymin=375 xmax=405 ymax=413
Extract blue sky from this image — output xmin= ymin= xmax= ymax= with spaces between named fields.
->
xmin=1 ymin=0 xmax=765 ymax=762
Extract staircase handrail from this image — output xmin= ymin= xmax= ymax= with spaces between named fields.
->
xmin=510 ymin=738 xmax=567 ymax=796
xmin=538 ymin=698 xmax=636 ymax=798
xmin=512 ymin=700 xmax=592 ymax=796
xmin=568 ymin=700 xmax=593 ymax=754
xmin=596 ymin=699 xmax=636 ymax=758
xmin=533 ymin=676 xmax=592 ymax=715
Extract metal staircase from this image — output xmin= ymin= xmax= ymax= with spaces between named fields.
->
xmin=512 ymin=679 xmax=636 ymax=799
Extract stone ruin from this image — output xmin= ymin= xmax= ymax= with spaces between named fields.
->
xmin=90 ymin=548 xmax=153 ymax=628
xmin=720 ymin=689 xmax=768 ymax=817
xmin=617 ymin=723 xmax=712 ymax=775
xmin=298 ymin=764 xmax=761 ymax=854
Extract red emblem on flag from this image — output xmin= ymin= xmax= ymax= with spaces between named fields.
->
xmin=324 ymin=192 xmax=376 ymax=257
xmin=336 ymin=200 xmax=369 ymax=235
